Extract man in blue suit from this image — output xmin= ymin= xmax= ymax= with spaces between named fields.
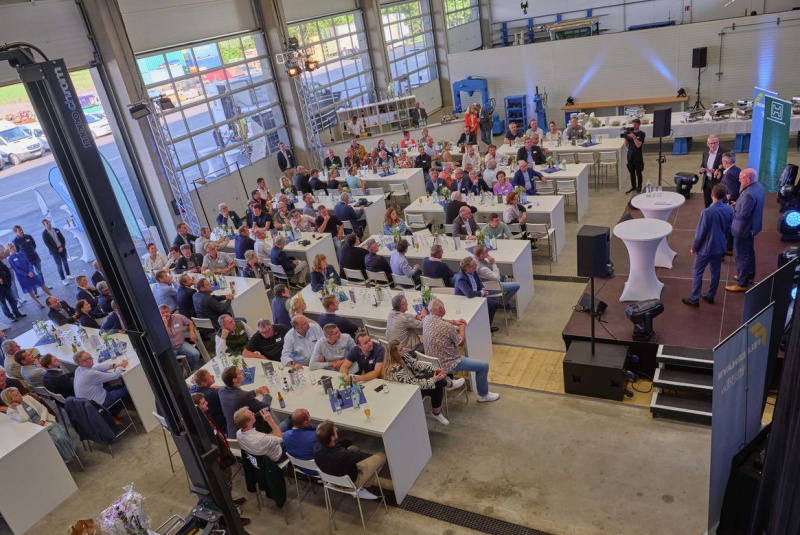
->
xmin=454 ymin=257 xmax=499 ymax=332
xmin=333 ymin=193 xmax=365 ymax=238
xmin=512 ymin=160 xmax=543 ymax=196
xmin=726 ymin=168 xmax=764 ymax=292
xmin=719 ymin=152 xmax=740 ymax=255
xmin=682 ymin=185 xmax=733 ymax=307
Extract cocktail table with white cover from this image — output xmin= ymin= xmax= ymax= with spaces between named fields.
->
xmin=613 ymin=219 xmax=673 ymax=302
xmin=630 ymin=192 xmax=685 ymax=269
xmin=193 ymin=360 xmax=430 ymax=504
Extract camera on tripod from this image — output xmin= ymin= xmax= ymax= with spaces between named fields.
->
xmin=620 ymin=127 xmax=634 ymax=139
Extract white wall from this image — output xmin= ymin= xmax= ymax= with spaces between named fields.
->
xmin=448 ymin=10 xmax=800 ymax=126
xmin=282 ymin=0 xmax=358 ymax=22
xmin=447 ymin=20 xmax=483 ymax=52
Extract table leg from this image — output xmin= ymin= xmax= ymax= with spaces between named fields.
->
xmin=620 ymin=238 xmax=664 ymax=302
xmin=381 ymin=392 xmax=431 ymax=504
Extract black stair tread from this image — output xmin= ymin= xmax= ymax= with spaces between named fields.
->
xmin=652 ymin=394 xmax=712 ymax=414
xmin=661 ymin=345 xmax=713 ymax=362
xmin=656 ymin=369 xmax=713 ymax=388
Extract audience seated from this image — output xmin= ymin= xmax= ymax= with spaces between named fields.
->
xmin=172 ymin=222 xmax=198 ymax=250
xmin=383 ymin=208 xmax=410 ymax=236
xmin=338 ymin=234 xmax=368 ymax=278
xmin=101 ymin=302 xmax=125 ymax=333
xmin=271 ymin=284 xmax=291 ymax=329
xmin=254 ymin=228 xmax=272 ymax=265
xmin=246 ymin=202 xmax=272 ymax=230
xmin=313 ymin=420 xmax=386 ymax=499
xmin=270 ymin=236 xmax=308 ymax=285
xmin=159 ymin=305 xmax=200 ymax=370
xmin=364 ymin=239 xmax=392 ymax=279
xmin=73 ymin=349 xmax=130 ymax=421
xmin=0 ymin=386 xmax=77 ymax=461
xmin=444 ymin=192 xmax=476 ymax=225
xmin=246 ymin=318 xmax=288 ymax=362
xmin=143 ymin=243 xmax=169 ymax=272
xmin=483 ymin=213 xmax=513 ymax=240
xmin=389 ymin=239 xmax=421 ymax=286
xmin=195 ymin=226 xmax=229 ymax=256
xmin=383 ymin=340 xmax=448 ymax=424
xmin=452 ymin=206 xmax=480 ymax=240
xmin=216 ymin=203 xmax=242 ymax=230
xmin=282 ymin=408 xmax=322 ymax=475
xmin=473 ymin=244 xmax=520 ymax=311
xmin=341 ymin=332 xmax=384 ymax=382
xmin=281 ymin=315 xmax=324 ymax=366
xmin=75 ymin=300 xmax=101 ymax=329
xmin=386 ymin=294 xmax=426 ymax=352
xmin=41 ymin=354 xmax=74 ymax=398
xmin=177 ymin=275 xmax=198 ymax=319
xmin=17 ymin=349 xmax=45 ymax=387
xmin=318 ymin=295 xmax=359 ymax=338
xmin=512 ymin=160 xmax=544 ymax=197
xmin=315 ymin=205 xmax=344 ymax=258
xmin=75 ymin=275 xmax=104 ymax=317
xmin=219 ymin=365 xmax=272 ymax=437
xmin=289 ymin=209 xmax=316 ymax=233
xmin=242 ymin=250 xmax=269 ymax=280
xmin=234 ymin=227 xmax=256 ymax=260
xmin=215 ymin=314 xmax=256 ymax=357
xmin=334 ymin=193 xmax=365 ymax=238
xmin=97 ymin=282 xmax=114 ymax=314
xmin=311 ymin=324 xmax=355 ymax=371
xmin=174 ymin=244 xmax=204 ymax=274
xmin=234 ymin=407 xmax=285 ymax=462
xmin=46 ymin=296 xmax=77 ymax=326
xmin=189 ymin=369 xmax=227 ymax=434
xmin=203 ymin=243 xmax=236 ymax=276
xmin=301 ymin=193 xmax=318 ymax=217
xmin=454 ymin=257 xmax=499 ymax=329
xmin=323 ymin=149 xmax=342 ymax=170
xmin=422 ymin=244 xmax=455 ymax=286
xmin=516 ymin=137 xmax=547 ymax=166
xmin=152 ymin=270 xmax=178 ymax=310
xmin=310 ymin=254 xmax=341 ymax=292
xmin=193 ymin=277 xmax=234 ymax=330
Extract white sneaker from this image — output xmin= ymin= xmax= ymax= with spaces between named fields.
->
xmin=477 ymin=392 xmax=500 ymax=403
xmin=62 ymin=280 xmax=69 ymax=286
xmin=431 ymin=412 xmax=449 ymax=425
xmin=66 ymin=274 xmax=75 ymax=279
xmin=447 ymin=377 xmax=465 ymax=391
xmin=357 ymin=488 xmax=378 ymax=500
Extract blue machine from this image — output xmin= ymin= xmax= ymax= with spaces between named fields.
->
xmin=533 ymin=86 xmax=547 ymax=130
xmin=451 ymin=76 xmax=491 ymax=114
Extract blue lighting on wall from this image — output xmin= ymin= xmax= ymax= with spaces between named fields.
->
xmin=757 ymin=39 xmax=775 ymax=88
xmin=792 ymin=286 xmax=797 ymax=300
xmin=572 ymin=57 xmax=603 ymax=97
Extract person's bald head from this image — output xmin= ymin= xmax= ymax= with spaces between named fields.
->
xmin=740 ymin=168 xmax=757 ymax=187
xmin=291 ymin=408 xmax=310 ymax=428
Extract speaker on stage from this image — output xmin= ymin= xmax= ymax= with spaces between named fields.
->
xmin=692 ymin=47 xmax=707 ymax=69
xmin=577 ymin=225 xmax=610 ymax=278
xmin=578 ymin=293 xmax=608 ymax=315
xmin=653 ymin=108 xmax=672 ymax=138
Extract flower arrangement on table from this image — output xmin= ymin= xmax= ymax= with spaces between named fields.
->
xmin=438 ymin=186 xmax=451 ymax=200
xmin=591 ymin=118 xmax=601 ymax=128
xmin=546 ymin=156 xmax=556 ymax=170
xmin=421 ymin=285 xmax=433 ymax=307
xmin=514 ymin=185 xmax=524 ymax=197
xmin=392 ymin=226 xmax=402 ymax=243
xmin=341 ymin=186 xmax=351 ymax=194
xmin=97 ymin=483 xmax=151 ymax=535
xmin=475 ymin=228 xmax=485 ymax=246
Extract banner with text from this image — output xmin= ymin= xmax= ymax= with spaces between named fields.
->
xmin=708 ymin=303 xmax=774 ymax=533
xmin=748 ymin=87 xmax=778 ymax=180
xmin=759 ymin=96 xmax=792 ymax=193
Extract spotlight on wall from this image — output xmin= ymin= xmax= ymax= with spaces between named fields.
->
xmin=159 ymin=96 xmax=175 ymax=110
xmin=677 ymin=87 xmax=687 ymax=98
xmin=566 ymin=96 xmax=575 ymax=106
xmin=304 ymin=58 xmax=319 ymax=72
xmin=779 ymin=210 xmax=800 ymax=242
xmin=286 ymin=63 xmax=302 ymax=78
xmin=128 ymin=101 xmax=151 ymax=120
xmin=626 ymin=299 xmax=664 ymax=342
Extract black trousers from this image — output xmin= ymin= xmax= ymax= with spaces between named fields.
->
xmin=627 ymin=161 xmax=644 ymax=190
xmin=421 ymin=378 xmax=448 ymax=410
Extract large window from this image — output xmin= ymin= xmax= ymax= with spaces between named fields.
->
xmin=381 ymin=1 xmax=438 ymax=93
xmin=444 ymin=0 xmax=479 ymax=29
xmin=288 ymin=12 xmax=375 ymax=123
xmin=136 ymin=32 xmax=289 ymax=184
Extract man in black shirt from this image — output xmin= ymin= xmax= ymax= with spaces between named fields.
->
xmin=624 ymin=118 xmax=646 ymax=194
xmin=338 ymin=233 xmax=368 ymax=278
xmin=293 ymin=165 xmax=312 ymax=195
xmin=445 ymin=192 xmax=477 ymax=225
xmin=341 ymin=332 xmax=385 ymax=382
xmin=317 ymin=295 xmax=359 ymax=338
xmin=245 ymin=319 xmax=289 ymax=362
xmin=313 ymin=420 xmax=386 ymax=498
xmin=323 ymin=149 xmax=342 ymax=170
xmin=414 ymin=145 xmax=431 ymax=173
xmin=175 ymin=244 xmax=204 ymax=274
xmin=246 ymin=203 xmax=272 ymax=230
xmin=172 ymin=223 xmax=198 ymax=250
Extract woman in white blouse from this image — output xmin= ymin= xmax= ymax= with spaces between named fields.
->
xmin=1 ymin=387 xmax=77 ymax=461
xmin=142 ymin=243 xmax=168 ymax=272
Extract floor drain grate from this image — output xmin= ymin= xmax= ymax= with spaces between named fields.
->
xmin=534 ymin=275 xmax=589 ymax=283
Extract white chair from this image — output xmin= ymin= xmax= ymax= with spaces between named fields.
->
xmin=577 ymin=152 xmax=599 ymax=188
xmin=536 ymin=180 xmax=555 ymax=195
xmin=270 ymin=263 xmax=303 ymax=292
xmin=414 ymin=350 xmax=469 ymax=415
xmin=526 ymin=223 xmax=557 ymax=272
xmin=507 ymin=222 xmax=524 ymax=239
xmin=285 ymin=454 xmax=323 ymax=520
xmin=392 ymin=273 xmax=418 ymax=289
xmin=318 ymin=467 xmax=388 ymax=533
xmin=598 ymin=151 xmax=619 ymax=187
xmin=421 ymin=276 xmax=446 ymax=288
xmin=343 ymin=268 xmax=367 ymax=286
xmin=188 ymin=328 xmax=212 ymax=363
xmin=556 ymin=180 xmax=577 ymax=208
xmin=482 ymin=279 xmax=510 ymax=334
xmin=364 ymin=323 xmax=387 ymax=340
xmin=443 ymin=223 xmax=454 ymax=236
xmin=389 ymin=183 xmax=410 ymax=208
xmin=342 ymin=220 xmax=355 ymax=235
xmin=366 ymin=270 xmax=391 ymax=287
xmin=350 ymin=187 xmax=365 ymax=196
xmin=556 ymin=151 xmax=576 ymax=164
xmin=234 ymin=258 xmax=248 ymax=277
xmin=405 ymin=212 xmax=427 ymax=232
xmin=366 ymin=187 xmax=385 ymax=197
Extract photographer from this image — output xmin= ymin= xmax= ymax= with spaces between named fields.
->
xmin=624 ymin=119 xmax=646 ymax=194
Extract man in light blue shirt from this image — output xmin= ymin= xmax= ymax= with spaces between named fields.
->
xmin=310 ymin=324 xmax=356 ymax=371
xmin=281 ymin=315 xmax=324 ymax=366
xmin=390 ymin=239 xmax=421 ymax=287
xmin=152 ymin=270 xmax=178 ymax=311
xmin=73 ymin=350 xmax=130 ymax=416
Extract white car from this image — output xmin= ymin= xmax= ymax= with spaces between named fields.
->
xmin=0 ymin=120 xmax=44 ymax=166
xmin=22 ymin=122 xmax=49 ymax=151
xmin=85 ymin=112 xmax=112 ymax=139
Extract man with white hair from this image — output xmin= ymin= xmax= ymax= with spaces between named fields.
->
xmin=699 ymin=134 xmax=728 ymax=208
xmin=254 ymin=228 xmax=272 ymax=265
xmin=726 ymin=168 xmax=765 ymax=292
xmin=453 ymin=205 xmax=480 ymax=240
xmin=216 ymin=203 xmax=241 ymax=229
xmin=483 ymin=157 xmax=499 ymax=185
xmin=202 ymin=242 xmax=236 ymax=276
xmin=281 ymin=315 xmax=323 ymax=366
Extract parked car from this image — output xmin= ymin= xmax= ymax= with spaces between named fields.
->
xmin=22 ymin=122 xmax=49 ymax=152
xmin=0 ymin=120 xmax=44 ymax=166
xmin=84 ymin=112 xmax=112 ymax=139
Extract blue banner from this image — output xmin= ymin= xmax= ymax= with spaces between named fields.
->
xmin=48 ymin=167 xmax=84 ymax=232
xmin=759 ymin=96 xmax=792 ymax=192
xmin=748 ymin=87 xmax=778 ymax=177
xmin=708 ymin=303 xmax=774 ymax=533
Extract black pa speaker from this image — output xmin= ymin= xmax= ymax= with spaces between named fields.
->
xmin=577 ymin=225 xmax=610 ymax=278
xmin=692 ymin=47 xmax=708 ymax=69
xmin=653 ymin=108 xmax=672 ymax=138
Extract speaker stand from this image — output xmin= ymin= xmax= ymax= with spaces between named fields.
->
xmin=657 ymin=136 xmax=666 ymax=187
xmin=590 ymin=276 xmax=596 ymax=355
xmin=691 ymin=67 xmax=705 ymax=111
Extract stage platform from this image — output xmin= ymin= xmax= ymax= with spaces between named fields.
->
xmin=562 ymin=189 xmax=787 ymax=360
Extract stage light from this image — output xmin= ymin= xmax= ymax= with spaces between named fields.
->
xmin=566 ymin=96 xmax=575 ymax=106
xmin=792 ymin=286 xmax=797 ymax=300
xmin=304 ymin=58 xmax=318 ymax=71
xmin=286 ymin=63 xmax=302 ymax=78
xmin=778 ymin=164 xmax=799 ymax=212
xmin=674 ymin=172 xmax=698 ymax=198
xmin=128 ymin=101 xmax=150 ymax=120
xmin=626 ymin=299 xmax=664 ymax=342
xmin=677 ymin=88 xmax=687 ymax=98
xmin=780 ymin=210 xmax=800 ymax=242
xmin=158 ymin=96 xmax=175 ymax=110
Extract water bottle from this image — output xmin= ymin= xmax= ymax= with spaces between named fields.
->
xmin=334 ymin=392 xmax=343 ymax=414
xmin=656 ymin=185 xmax=663 ymax=197
xmin=389 ymin=158 xmax=395 ymax=173
xmin=645 ymin=180 xmax=652 ymax=197
xmin=212 ymin=359 xmax=221 ymax=377
xmin=352 ymin=384 xmax=361 ymax=409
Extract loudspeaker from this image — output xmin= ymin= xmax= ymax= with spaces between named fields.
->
xmin=653 ymin=107 xmax=672 ymax=138
xmin=563 ymin=341 xmax=628 ymax=401
xmin=577 ymin=225 xmax=610 ymax=278
xmin=578 ymin=293 xmax=608 ymax=315
xmin=692 ymin=47 xmax=708 ymax=69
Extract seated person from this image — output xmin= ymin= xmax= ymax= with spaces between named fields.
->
xmin=158 ymin=305 xmax=201 ymax=369
xmin=193 ymin=277 xmax=234 ymax=330
xmin=334 ymin=193 xmax=365 ymax=237
xmin=512 ymin=160 xmax=544 ymax=196
xmin=564 ymin=116 xmax=586 ymax=141
xmin=271 ymin=284 xmax=291 ymax=328
xmin=383 ymin=208 xmax=409 ymax=236
xmin=318 ymin=294 xmax=359 ymax=338
xmin=202 ymin=243 xmax=237 ymax=276
xmin=270 ymin=236 xmax=308 ymax=285
xmin=216 ymin=203 xmax=242 ymax=230
xmin=324 ymin=149 xmax=342 ymax=170
xmin=463 ymin=170 xmax=492 ymax=196
xmin=454 ymin=256 xmax=499 ymax=330
xmin=338 ymin=233 xmax=367 ymax=278
xmin=425 ymin=168 xmax=446 ymax=195
xmin=493 ymin=170 xmax=513 ymax=196
xmin=483 ymin=213 xmax=514 ymax=240
xmin=189 ymin=368 xmax=227 ymax=434
xmin=218 ymin=365 xmax=272 ymax=437
xmin=152 ymin=270 xmax=178 ymax=311
xmin=174 ymin=244 xmax=204 ymax=274
xmin=313 ymin=420 xmax=386 ymax=499
xmin=73 ymin=350 xmax=130 ymax=421
xmin=0 ymin=387 xmax=77 ymax=461
xmin=457 ymin=126 xmax=477 ymax=151
xmin=383 ymin=340 xmax=449 ymax=425
xmin=101 ymin=301 xmax=125 ymax=333
xmin=516 ymin=137 xmax=546 ymax=166
xmin=242 ymin=250 xmax=269 ymax=280
xmin=97 ymin=282 xmax=114 ymax=314
xmin=289 ymin=209 xmax=316 ymax=233
xmin=234 ymin=226 xmax=256 ymax=260
xmin=46 ymin=296 xmax=77 ymax=326
xmin=280 ymin=315 xmax=324 ymax=366
xmin=341 ymin=332 xmax=384 ymax=383
xmin=283 ymin=409 xmax=335 ymax=476
xmin=75 ymin=299 xmax=102 ymax=329
xmin=386 ymin=294 xmax=426 ymax=352
xmin=452 ymin=206 xmax=480 ymax=240
xmin=75 ymin=275 xmax=104 ymax=316
xmin=415 ymin=145 xmax=432 ymax=173
xmin=444 ymin=192 xmax=476 ymax=225
xmin=294 ymin=165 xmax=312 ymax=195
xmin=246 ymin=318 xmax=289 ymax=362
xmin=245 ymin=202 xmax=272 ymax=230
xmin=310 ymin=254 xmax=341 ymax=292
xmin=504 ymin=122 xmax=524 ymax=145
xmin=311 ymin=324 xmax=355 ymax=371
xmin=176 ymin=274 xmax=197 ymax=319
xmin=473 ymin=244 xmax=520 ymax=311
xmin=308 ymin=170 xmax=327 ymax=195
xmin=544 ymin=121 xmax=562 ymax=143
xmin=41 ymin=354 xmax=74 ymax=398
xmin=326 ymin=169 xmax=342 ymax=192
xmin=422 ymin=244 xmax=455 ymax=286
xmin=17 ymin=349 xmax=45 ymax=387
xmin=389 ymin=240 xmax=421 ymax=286
xmin=215 ymin=314 xmax=256 ymax=357
xmin=364 ymin=239 xmax=392 ymax=280
xmin=234 ymin=407 xmax=284 ymax=462
xmin=195 ymin=226 xmax=229 ymax=256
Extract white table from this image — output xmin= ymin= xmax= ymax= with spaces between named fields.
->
xmin=335 ymin=168 xmax=426 ymax=204
xmin=15 ymin=325 xmax=160 ymax=432
xmin=585 ymin=112 xmax=800 ymax=138
xmin=366 ymin=233 xmax=534 ymax=317
xmin=299 ymin=284 xmax=493 ymax=365
xmin=264 ymin=232 xmax=339 ymax=274
xmin=0 ymin=415 xmax=78 ymax=534
xmin=183 ymin=274 xmax=271 ymax=325
xmin=630 ymin=192 xmax=686 ymax=269
xmin=500 ymin=163 xmax=589 ymax=221
xmin=312 ymin=195 xmax=386 ymax=238
xmin=613 ymin=219 xmax=673 ymax=302
xmin=195 ymin=360 xmax=431 ymax=504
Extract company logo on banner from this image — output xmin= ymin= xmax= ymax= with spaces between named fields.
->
xmin=759 ymin=95 xmax=792 ymax=192
xmin=748 ymin=87 xmax=778 ymax=178
xmin=708 ymin=304 xmax=774 ymax=533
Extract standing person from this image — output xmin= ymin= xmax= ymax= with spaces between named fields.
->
xmin=12 ymin=226 xmax=44 ymax=284
xmin=726 ymin=168 xmax=765 ymax=292
xmin=410 ymin=101 xmax=427 ymax=127
xmin=7 ymin=244 xmax=51 ymax=309
xmin=682 ymin=185 xmax=733 ymax=307
xmin=0 ymin=261 xmax=24 ymax=322
xmin=719 ymin=152 xmax=741 ymax=255
xmin=478 ymin=103 xmax=493 ymax=147
xmin=699 ymin=135 xmax=727 ymax=208
xmin=172 ymin=222 xmax=198 ymax=251
xmin=276 ymin=141 xmax=296 ymax=181
xmin=624 ymin=118 xmax=646 ymax=194
xmin=41 ymin=219 xmax=72 ymax=286
xmin=0 ymin=243 xmax=24 ymax=307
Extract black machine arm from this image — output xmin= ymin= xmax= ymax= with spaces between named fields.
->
xmin=1 ymin=47 xmax=247 ymax=535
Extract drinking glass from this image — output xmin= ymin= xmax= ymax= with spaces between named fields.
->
xmin=382 ymin=382 xmax=390 ymax=394
xmin=363 ymin=404 xmax=371 ymax=419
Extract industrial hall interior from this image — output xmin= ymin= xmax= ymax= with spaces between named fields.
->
xmin=3 ymin=0 xmax=800 ymax=534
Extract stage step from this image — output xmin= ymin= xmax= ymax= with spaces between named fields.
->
xmin=656 ymin=345 xmax=714 ymax=369
xmin=653 ymin=368 xmax=713 ymax=393
xmin=650 ymin=390 xmax=713 ymax=425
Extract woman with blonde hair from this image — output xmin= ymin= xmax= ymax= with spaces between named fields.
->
xmin=310 ymin=254 xmax=341 ymax=292
xmin=1 ymin=387 xmax=77 ymax=461
xmin=382 ymin=208 xmax=410 ymax=236
xmin=382 ymin=340 xmax=449 ymax=425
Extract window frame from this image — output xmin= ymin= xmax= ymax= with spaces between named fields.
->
xmin=444 ymin=0 xmax=479 ymax=30
xmin=381 ymin=0 xmax=439 ymax=91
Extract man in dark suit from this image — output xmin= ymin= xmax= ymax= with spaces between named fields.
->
xmin=410 ymin=101 xmax=427 ymax=127
xmin=338 ymin=234 xmax=368 ymax=278
xmin=177 ymin=275 xmax=198 ymax=319
xmin=682 ymin=185 xmax=733 ymax=307
xmin=364 ymin=239 xmax=392 ymax=279
xmin=216 ymin=203 xmax=241 ymax=229
xmin=699 ymin=134 xmax=728 ymax=208
xmin=456 ymin=125 xmax=477 ymax=151
xmin=276 ymin=141 xmax=297 ymax=181
xmin=422 ymin=244 xmax=455 ymax=286
xmin=323 ymin=149 xmax=342 ymax=170
xmin=451 ymin=168 xmax=470 ymax=194
xmin=513 ymin=160 xmax=543 ymax=196
xmin=318 ymin=294 xmax=359 ymax=338
xmin=46 ymin=297 xmax=77 ymax=326
xmin=452 ymin=205 xmax=480 ymax=239
xmin=719 ymin=152 xmax=741 ymax=254
xmin=415 ymin=146 xmax=432 ymax=174
xmin=90 ymin=259 xmax=105 ymax=286
xmin=75 ymin=275 xmax=105 ymax=317
xmin=174 ymin=244 xmax=204 ymax=274
xmin=478 ymin=103 xmax=493 ymax=146
xmin=293 ymin=165 xmax=312 ymax=195
xmin=454 ymin=256 xmax=498 ymax=330
xmin=193 ymin=277 xmax=234 ymax=329
xmin=334 ymin=194 xmax=365 ymax=238
xmin=41 ymin=219 xmax=72 ymax=285
xmin=444 ymin=192 xmax=476 ymax=225
xmin=516 ymin=137 xmax=546 ymax=166
xmin=218 ymin=365 xmax=273 ymax=437
xmin=726 ymin=168 xmax=765 ymax=292
xmin=41 ymin=354 xmax=75 ymax=398
xmin=172 ymin=222 xmax=198 ymax=250
xmin=189 ymin=368 xmax=228 ymax=435
xmin=426 ymin=168 xmax=447 ymax=195
xmin=270 ymin=236 xmax=307 ymax=284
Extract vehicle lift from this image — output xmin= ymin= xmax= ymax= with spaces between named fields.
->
xmin=0 ymin=43 xmax=248 ymax=535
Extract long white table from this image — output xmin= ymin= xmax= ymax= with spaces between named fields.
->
xmin=312 ymin=194 xmax=386 ymax=238
xmin=260 ymin=232 xmax=339 ymax=276
xmin=15 ymin=325 xmax=159 ymax=432
xmin=299 ymin=283 xmax=493 ymax=365
xmin=0 ymin=415 xmax=78 ymax=534
xmin=179 ymin=273 xmax=271 ymax=326
xmin=333 ymin=167 xmax=426 ymax=204
xmin=366 ymin=233 xmax=534 ymax=317
xmin=194 ymin=360 xmax=430 ymax=505
xmin=585 ymin=111 xmax=800 ymax=138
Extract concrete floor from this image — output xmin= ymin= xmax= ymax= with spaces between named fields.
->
xmin=9 ymin=135 xmax=799 ymax=535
